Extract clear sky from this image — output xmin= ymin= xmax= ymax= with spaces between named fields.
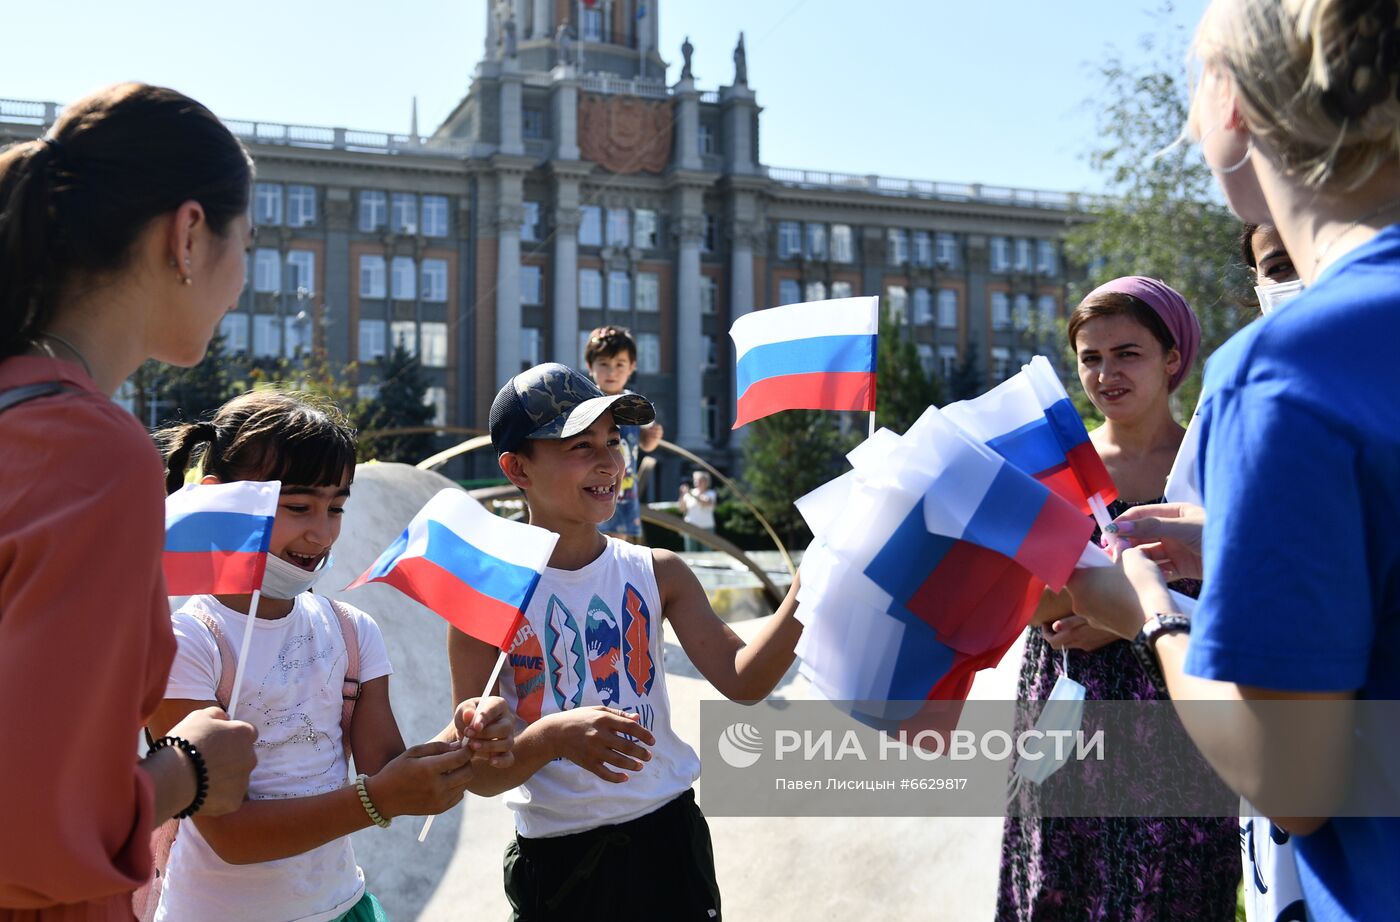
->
xmin=4 ymin=0 xmax=1209 ymax=193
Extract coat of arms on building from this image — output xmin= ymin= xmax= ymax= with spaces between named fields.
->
xmin=578 ymin=93 xmax=674 ymax=175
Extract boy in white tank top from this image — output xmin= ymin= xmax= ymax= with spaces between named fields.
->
xmin=450 ymin=363 xmax=803 ymax=921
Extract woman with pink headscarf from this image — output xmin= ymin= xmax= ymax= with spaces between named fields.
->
xmin=998 ymin=277 xmax=1239 ymax=921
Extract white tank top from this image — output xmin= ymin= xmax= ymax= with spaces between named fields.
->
xmin=500 ymin=538 xmax=701 ymax=838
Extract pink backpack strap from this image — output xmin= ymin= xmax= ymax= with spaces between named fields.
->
xmin=327 ymin=599 xmax=361 ymax=756
xmin=189 ymin=609 xmax=238 ymax=710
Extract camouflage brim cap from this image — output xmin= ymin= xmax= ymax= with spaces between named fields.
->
xmin=489 ymin=362 xmax=655 ymax=454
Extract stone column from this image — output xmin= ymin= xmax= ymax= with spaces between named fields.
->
xmin=494 ymin=171 xmax=525 ymax=385
xmin=550 ymin=65 xmax=580 ymax=161
xmin=323 ymin=188 xmax=352 ymax=365
xmin=673 ymin=77 xmax=701 ymax=171
xmin=720 ymin=83 xmax=758 ymax=176
xmin=551 ymin=196 xmax=580 ymax=365
xmin=499 ymin=61 xmax=524 ymax=156
xmin=673 ymin=209 xmax=705 ymax=446
xmin=532 ymin=0 xmax=550 ymax=38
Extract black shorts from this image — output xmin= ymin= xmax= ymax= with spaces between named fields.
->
xmin=503 ymin=789 xmax=721 ymax=921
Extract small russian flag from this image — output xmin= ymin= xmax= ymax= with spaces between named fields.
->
xmin=163 ymin=481 xmax=280 ymax=595
xmin=943 ymin=356 xmax=1117 ymax=515
xmin=730 ymin=296 xmax=879 ymax=428
xmin=348 ymin=489 xmax=559 ymax=650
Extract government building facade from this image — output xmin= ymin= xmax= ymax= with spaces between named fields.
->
xmin=1 ymin=0 xmax=1084 ymax=480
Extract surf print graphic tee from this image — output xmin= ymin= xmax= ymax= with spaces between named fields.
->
xmin=501 ymin=537 xmax=701 ymax=838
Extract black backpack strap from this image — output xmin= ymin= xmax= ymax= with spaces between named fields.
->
xmin=0 ymin=381 xmax=73 ymax=415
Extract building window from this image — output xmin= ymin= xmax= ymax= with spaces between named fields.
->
xmin=634 ymin=209 xmax=658 ymax=249
xmin=421 ymin=195 xmax=450 ymax=237
xmin=637 ymin=332 xmax=660 ymax=373
xmin=939 ymin=345 xmax=958 ymax=380
xmin=1014 ymin=238 xmax=1033 ymax=273
xmin=913 ymin=288 xmax=933 ymax=325
xmin=219 ymin=313 xmax=249 ymax=355
xmin=831 ymin=224 xmax=854 ymax=263
xmin=1014 ymin=293 xmax=1032 ymax=329
xmin=804 ymin=281 xmax=827 ymax=302
xmin=582 ymin=6 xmax=604 ymax=41
xmin=1037 ymin=294 xmax=1057 ymax=329
xmin=805 ymin=224 xmax=827 ymax=261
xmin=359 ymin=191 xmax=386 ymax=232
xmin=421 ymin=259 xmax=448 ymax=302
xmin=777 ymin=221 xmax=801 ymax=260
xmin=831 ymin=280 xmax=853 ymax=299
xmin=700 ymin=397 xmax=717 ymax=445
xmin=424 ymin=386 xmax=447 ymax=427
xmin=359 ymin=319 xmax=387 ymax=361
xmin=359 ymin=255 xmax=386 ymax=298
xmin=636 ymin=272 xmax=659 ymax=312
xmin=606 ymin=208 xmax=630 ymax=247
xmin=286 ymin=250 xmax=316 ymax=294
xmin=580 ymin=205 xmax=603 ymax=246
xmin=521 ymin=328 xmax=542 ymax=371
xmin=778 ymin=278 xmax=801 ymax=306
xmin=253 ymin=315 xmax=279 ymax=358
xmin=990 ymin=237 xmax=1011 ymax=274
xmin=254 ymin=183 xmax=282 ymax=227
xmin=991 ymin=292 xmax=1011 ymax=329
xmin=701 ymin=334 xmax=716 ymax=369
xmin=938 ymin=288 xmax=959 ymax=329
xmin=283 ymin=315 xmax=311 ymax=357
xmin=391 ymin=320 xmax=417 ymax=357
xmin=698 ymin=123 xmax=715 ymax=155
xmin=917 ymin=343 xmax=936 ymax=375
xmin=521 ymin=264 xmax=543 ymax=305
xmin=607 ymin=270 xmax=631 ymax=310
xmin=287 ymin=185 xmax=316 ymax=228
xmin=936 ymin=232 xmax=959 ymax=268
xmin=391 ymin=194 xmax=417 ymax=234
xmin=992 ymin=346 xmax=1013 ymax=381
xmin=703 ymin=214 xmax=719 ymax=253
xmin=522 ymin=108 xmax=544 ymax=139
xmin=521 ymin=202 xmax=541 ymax=242
xmin=700 ymin=276 xmax=717 ymax=314
xmin=1037 ymin=240 xmax=1059 ymax=276
xmin=886 ymin=285 xmax=909 ymax=323
xmin=253 ymin=249 xmax=281 ymax=293
xmin=887 ymin=229 xmax=909 ymax=267
xmin=913 ymin=231 xmax=934 ymax=267
xmin=391 ymin=257 xmax=416 ymax=300
xmin=579 ymin=268 xmax=603 ymax=308
xmin=421 ymin=321 xmax=449 ymax=367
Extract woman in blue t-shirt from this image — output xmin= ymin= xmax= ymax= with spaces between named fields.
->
xmin=1066 ymin=2 xmax=1400 ymax=920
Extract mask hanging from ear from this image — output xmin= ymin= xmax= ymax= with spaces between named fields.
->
xmin=260 ymin=552 xmax=334 ymax=600
xmin=1012 ymin=650 xmax=1087 ymax=787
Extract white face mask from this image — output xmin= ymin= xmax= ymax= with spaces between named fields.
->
xmin=1013 ymin=653 xmax=1087 ymax=787
xmin=260 ymin=551 xmax=333 ymax=600
xmin=1255 ymin=279 xmax=1305 ymax=315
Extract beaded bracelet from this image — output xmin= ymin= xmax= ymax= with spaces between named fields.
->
xmin=355 ymin=773 xmax=391 ymax=828
xmin=151 ymin=735 xmax=209 ymax=819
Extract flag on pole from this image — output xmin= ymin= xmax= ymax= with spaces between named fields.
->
xmin=349 ymin=489 xmax=559 ymax=650
xmin=729 ymin=296 xmax=879 ymax=428
xmin=942 ymin=356 xmax=1116 ymax=514
xmin=163 ymin=481 xmax=280 ymax=595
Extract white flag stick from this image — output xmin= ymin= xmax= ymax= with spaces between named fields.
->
xmin=225 ymin=590 xmax=262 ymax=721
xmin=868 ymin=410 xmax=877 ymax=439
xmin=1087 ymin=492 xmax=1114 ymax=536
xmin=418 ymin=647 xmax=510 ymax=844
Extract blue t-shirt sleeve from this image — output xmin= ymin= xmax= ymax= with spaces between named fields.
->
xmin=1187 ymin=385 xmax=1373 ymax=691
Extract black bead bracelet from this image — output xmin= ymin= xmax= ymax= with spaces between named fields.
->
xmin=152 ymin=735 xmax=209 ymax=818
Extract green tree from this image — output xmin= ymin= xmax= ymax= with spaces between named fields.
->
xmin=132 ymin=333 xmax=236 ymax=428
xmin=1066 ymin=5 xmax=1254 ymax=413
xmin=357 ymin=343 xmax=434 ymax=463
xmin=946 ymin=337 xmax=984 ymax=402
xmin=875 ymin=310 xmax=943 ymax=433
xmin=738 ymin=410 xmax=857 ymax=549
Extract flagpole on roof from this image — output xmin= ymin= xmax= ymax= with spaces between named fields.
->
xmin=225 ymin=589 xmax=263 ymax=721
xmin=417 ymin=648 xmax=509 ymax=843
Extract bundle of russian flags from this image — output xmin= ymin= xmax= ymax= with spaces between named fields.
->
xmin=791 ymin=356 xmax=1116 ymax=741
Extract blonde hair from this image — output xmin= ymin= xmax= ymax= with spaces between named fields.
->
xmin=1193 ymin=0 xmax=1400 ymax=189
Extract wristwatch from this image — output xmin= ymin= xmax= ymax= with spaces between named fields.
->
xmin=1131 ymin=613 xmax=1191 ymax=697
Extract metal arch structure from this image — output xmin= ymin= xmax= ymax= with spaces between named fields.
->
xmin=414 ymin=436 xmax=794 ymax=609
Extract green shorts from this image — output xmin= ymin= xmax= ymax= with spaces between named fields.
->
xmin=334 ymin=890 xmax=388 ymax=922
xmin=504 ymin=789 xmax=721 ymax=921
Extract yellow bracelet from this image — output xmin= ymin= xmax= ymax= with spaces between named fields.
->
xmin=355 ymin=773 xmax=392 ymax=828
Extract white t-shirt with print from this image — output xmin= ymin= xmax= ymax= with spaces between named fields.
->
xmin=156 ymin=593 xmax=392 ymax=922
